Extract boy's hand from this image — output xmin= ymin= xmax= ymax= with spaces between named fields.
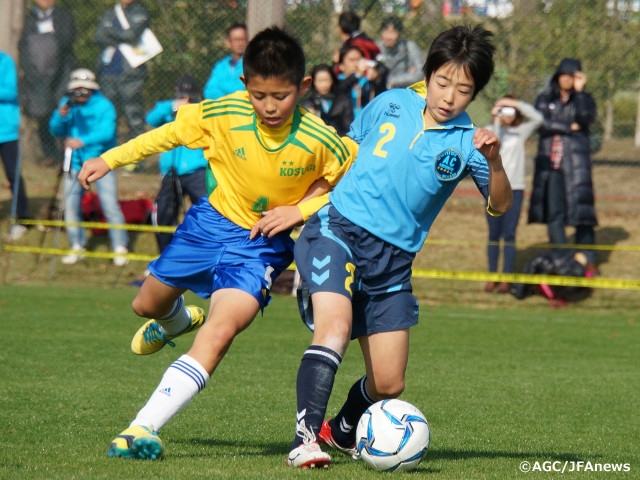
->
xmin=249 ymin=206 xmax=303 ymax=239
xmin=473 ymin=127 xmax=501 ymax=163
xmin=78 ymin=157 xmax=111 ymax=190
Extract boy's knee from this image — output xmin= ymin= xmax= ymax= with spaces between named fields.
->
xmin=131 ymin=297 xmax=148 ymax=317
xmin=368 ymin=377 xmax=405 ymax=401
xmin=131 ymin=295 xmax=162 ymax=318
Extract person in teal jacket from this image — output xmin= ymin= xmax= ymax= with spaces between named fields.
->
xmin=145 ymin=75 xmax=208 ymax=252
xmin=49 ymin=68 xmax=129 ymax=265
xmin=203 ymin=23 xmax=247 ymax=100
xmin=0 ymin=51 xmax=30 ymax=241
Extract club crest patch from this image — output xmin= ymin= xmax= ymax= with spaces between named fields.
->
xmin=435 ymin=148 xmax=464 ymax=181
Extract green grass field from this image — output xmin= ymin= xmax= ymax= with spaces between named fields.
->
xmin=0 ymin=285 xmax=637 ymax=479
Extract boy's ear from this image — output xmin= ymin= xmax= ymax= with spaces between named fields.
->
xmin=239 ymin=75 xmax=247 ymax=87
xmin=298 ymin=76 xmax=312 ymax=97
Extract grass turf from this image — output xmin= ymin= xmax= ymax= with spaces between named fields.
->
xmin=0 ymin=286 xmax=637 ymax=479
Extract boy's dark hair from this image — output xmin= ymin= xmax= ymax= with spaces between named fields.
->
xmin=338 ymin=11 xmax=361 ymax=35
xmin=242 ymin=26 xmax=306 ymax=87
xmin=226 ymin=22 xmax=247 ymax=37
xmin=422 ymin=25 xmax=495 ymax=100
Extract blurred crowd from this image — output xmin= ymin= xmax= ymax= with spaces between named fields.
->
xmin=1 ymin=2 xmax=600 ymax=283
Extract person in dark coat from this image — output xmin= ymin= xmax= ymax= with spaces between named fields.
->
xmin=19 ymin=0 xmax=76 ymax=165
xmin=302 ymin=63 xmax=354 ymax=136
xmin=528 ymin=57 xmax=599 ymax=274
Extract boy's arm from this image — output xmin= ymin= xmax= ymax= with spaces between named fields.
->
xmin=249 ymin=178 xmax=331 ymax=240
xmin=77 ymin=123 xmax=180 ymax=189
xmin=473 ymin=127 xmax=512 ymax=215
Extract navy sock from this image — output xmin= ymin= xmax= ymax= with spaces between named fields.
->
xmin=329 ymin=376 xmax=375 ymax=446
xmin=291 ymin=345 xmax=342 ymax=449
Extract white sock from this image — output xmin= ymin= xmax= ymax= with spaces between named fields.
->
xmin=156 ymin=295 xmax=191 ymax=335
xmin=131 ymin=354 xmax=210 ymax=432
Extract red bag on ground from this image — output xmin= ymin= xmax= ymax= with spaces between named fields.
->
xmin=81 ymin=191 xmax=153 ymax=235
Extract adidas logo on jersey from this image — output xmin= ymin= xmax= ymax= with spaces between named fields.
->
xmin=233 ymin=147 xmax=247 ymax=161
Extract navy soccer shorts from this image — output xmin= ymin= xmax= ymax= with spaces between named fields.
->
xmin=294 ymin=204 xmax=419 ymax=338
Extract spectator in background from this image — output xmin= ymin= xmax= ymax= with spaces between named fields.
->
xmin=203 ymin=23 xmax=248 ymax=100
xmin=49 ymin=69 xmax=129 ymax=266
xmin=19 ymin=0 xmax=75 ymax=166
xmin=146 ymin=75 xmax=208 ymax=253
xmin=376 ymin=16 xmax=424 ymax=89
xmin=302 ymin=63 xmax=353 ymax=136
xmin=1 ymin=51 xmax=30 ymax=241
xmin=528 ymin=58 xmax=599 ymax=275
xmin=95 ymin=0 xmax=151 ymax=146
xmin=484 ymin=96 xmax=543 ymax=293
xmin=336 ymin=10 xmax=380 ymax=62
xmin=335 ymin=44 xmax=385 ymax=119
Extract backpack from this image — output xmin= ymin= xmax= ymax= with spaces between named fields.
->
xmin=510 ymin=250 xmax=592 ymax=307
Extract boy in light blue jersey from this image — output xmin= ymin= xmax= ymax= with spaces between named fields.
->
xmin=278 ymin=25 xmax=513 ymax=467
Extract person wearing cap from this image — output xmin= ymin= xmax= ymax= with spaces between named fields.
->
xmin=376 ymin=16 xmax=424 ymax=89
xmin=49 ymin=68 xmax=129 ymax=266
xmin=528 ymin=57 xmax=599 ymax=275
xmin=145 ymin=75 xmax=208 ymax=254
xmin=203 ymin=23 xmax=247 ymax=100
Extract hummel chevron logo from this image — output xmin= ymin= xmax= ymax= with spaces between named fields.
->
xmin=312 ymin=256 xmax=330 ymax=269
xmin=233 ymin=147 xmax=247 ymax=160
xmin=312 ymin=256 xmax=330 ymax=285
xmin=312 ymin=271 xmax=329 ymax=285
xmin=339 ymin=417 xmax=353 ymax=433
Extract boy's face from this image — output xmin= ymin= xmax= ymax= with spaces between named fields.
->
xmin=242 ymin=75 xmax=311 ymax=129
xmin=424 ymin=62 xmax=475 ymax=127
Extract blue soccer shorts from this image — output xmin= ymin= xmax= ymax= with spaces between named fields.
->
xmin=294 ymin=204 xmax=419 ymax=338
xmin=148 ymin=198 xmax=294 ymax=308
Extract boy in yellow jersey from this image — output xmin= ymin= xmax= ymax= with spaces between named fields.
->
xmin=78 ymin=27 xmax=354 ymax=460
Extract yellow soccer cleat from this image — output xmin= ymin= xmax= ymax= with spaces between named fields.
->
xmin=131 ymin=306 xmax=205 ymax=355
xmin=108 ymin=425 xmax=164 ymax=460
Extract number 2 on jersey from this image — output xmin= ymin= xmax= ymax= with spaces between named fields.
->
xmin=372 ymin=122 xmax=396 ymax=158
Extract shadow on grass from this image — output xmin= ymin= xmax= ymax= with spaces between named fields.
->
xmin=177 ymin=437 xmax=597 ymax=466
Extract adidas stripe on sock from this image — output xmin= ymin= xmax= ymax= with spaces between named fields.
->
xmin=132 ymin=354 xmax=210 ymax=432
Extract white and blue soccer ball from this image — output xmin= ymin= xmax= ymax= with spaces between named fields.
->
xmin=356 ymin=399 xmax=430 ymax=472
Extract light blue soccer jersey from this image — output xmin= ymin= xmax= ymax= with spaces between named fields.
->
xmin=329 ymin=86 xmax=490 ymax=253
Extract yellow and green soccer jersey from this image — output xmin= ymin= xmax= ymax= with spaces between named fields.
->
xmin=102 ymin=90 xmax=354 ymax=229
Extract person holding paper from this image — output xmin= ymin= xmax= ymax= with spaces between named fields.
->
xmin=95 ymin=0 xmax=153 ymax=151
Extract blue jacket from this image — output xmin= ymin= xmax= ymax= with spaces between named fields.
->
xmin=203 ymin=55 xmax=244 ymax=100
xmin=49 ymin=91 xmax=117 ymax=171
xmin=0 ymin=52 xmax=20 ymax=143
xmin=145 ymin=100 xmax=208 ymax=176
